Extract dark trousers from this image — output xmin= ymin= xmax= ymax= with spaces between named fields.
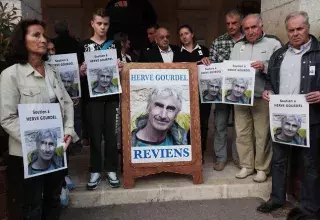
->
xmin=86 ymin=101 xmax=118 ymax=172
xmin=271 ymin=124 xmax=320 ymax=214
xmin=200 ymin=103 xmax=212 ymax=152
xmin=7 ymin=155 xmax=64 ymax=220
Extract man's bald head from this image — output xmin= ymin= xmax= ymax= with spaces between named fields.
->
xmin=155 ymin=27 xmax=170 ymax=51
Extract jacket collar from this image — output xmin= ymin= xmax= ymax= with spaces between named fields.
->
xmin=22 ymin=62 xmax=57 ymax=77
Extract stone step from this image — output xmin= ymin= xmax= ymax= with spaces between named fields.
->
xmin=67 ymin=151 xmax=271 ymax=207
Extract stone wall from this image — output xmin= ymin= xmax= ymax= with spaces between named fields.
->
xmin=261 ymin=0 xmax=320 ymax=43
xmin=1 ymin=0 xmax=42 ymax=20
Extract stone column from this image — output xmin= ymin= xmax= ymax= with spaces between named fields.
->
xmin=1 ymin=0 xmax=42 ymax=20
xmin=261 ymin=0 xmax=320 ymax=43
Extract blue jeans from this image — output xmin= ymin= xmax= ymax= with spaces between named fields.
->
xmin=213 ymin=103 xmax=238 ymax=162
xmin=271 ymin=124 xmax=320 ymax=214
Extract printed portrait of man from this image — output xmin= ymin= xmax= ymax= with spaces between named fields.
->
xmin=225 ymin=78 xmax=251 ymax=104
xmin=28 ymin=129 xmax=64 ymax=175
xmin=60 ymin=70 xmax=79 ymax=98
xmin=131 ymin=87 xmax=189 ymax=147
xmin=202 ymin=78 xmax=222 ymax=102
xmin=92 ymin=67 xmax=119 ymax=95
xmin=274 ymin=114 xmax=306 ymax=145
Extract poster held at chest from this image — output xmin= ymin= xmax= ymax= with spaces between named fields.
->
xmin=18 ymin=103 xmax=67 ymax=179
xmin=269 ymin=95 xmax=309 ymax=148
xmin=84 ymin=49 xmax=122 ymax=97
xmin=130 ymin=69 xmax=192 ymax=163
xmin=198 ymin=64 xmax=223 ymax=103
xmin=48 ymin=53 xmax=81 ymax=99
xmin=222 ymin=61 xmax=255 ymax=106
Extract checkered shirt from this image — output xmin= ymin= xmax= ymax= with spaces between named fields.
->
xmin=209 ymin=33 xmax=240 ymax=63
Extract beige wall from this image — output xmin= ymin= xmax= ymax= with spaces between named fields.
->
xmin=261 ymin=0 xmax=320 ymax=43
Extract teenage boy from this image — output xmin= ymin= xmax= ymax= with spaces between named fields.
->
xmin=78 ymin=8 xmax=122 ymax=190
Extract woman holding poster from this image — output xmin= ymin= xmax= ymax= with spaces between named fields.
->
xmin=0 ymin=19 xmax=78 ymax=219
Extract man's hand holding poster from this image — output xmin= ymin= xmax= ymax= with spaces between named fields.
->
xmin=269 ymin=95 xmax=309 ymax=148
xmin=130 ymin=69 xmax=192 ymax=163
xmin=18 ymin=103 xmax=67 ymax=179
xmin=48 ymin=53 xmax=81 ymax=99
xmin=84 ymin=49 xmax=122 ymax=97
xmin=198 ymin=61 xmax=255 ymax=106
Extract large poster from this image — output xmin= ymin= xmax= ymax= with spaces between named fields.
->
xmin=198 ymin=63 xmax=223 ymax=103
xmin=84 ymin=49 xmax=122 ymax=97
xmin=18 ymin=103 xmax=67 ymax=179
xmin=269 ymin=95 xmax=309 ymax=148
xmin=130 ymin=69 xmax=192 ymax=163
xmin=198 ymin=61 xmax=255 ymax=106
xmin=48 ymin=53 xmax=81 ymax=99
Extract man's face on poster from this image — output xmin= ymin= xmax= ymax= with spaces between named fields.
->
xmin=208 ymin=80 xmax=220 ymax=97
xmin=61 ymin=73 xmax=74 ymax=92
xmin=147 ymin=95 xmax=180 ymax=132
xmin=98 ymin=69 xmax=113 ymax=88
xmin=232 ymin=80 xmax=247 ymax=97
xmin=38 ymin=137 xmax=56 ymax=161
xmin=282 ymin=116 xmax=300 ymax=138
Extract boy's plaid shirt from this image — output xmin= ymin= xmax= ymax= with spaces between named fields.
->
xmin=209 ymin=33 xmax=242 ymax=63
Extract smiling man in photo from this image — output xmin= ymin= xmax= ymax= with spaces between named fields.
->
xmin=274 ymin=115 xmax=305 ymax=145
xmin=28 ymin=129 xmax=64 ymax=175
xmin=225 ymin=78 xmax=250 ymax=104
xmin=92 ymin=67 xmax=118 ymax=95
xmin=203 ymin=79 xmax=222 ymax=102
xmin=131 ymin=87 xmax=188 ymax=147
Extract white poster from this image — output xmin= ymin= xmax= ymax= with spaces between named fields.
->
xmin=198 ymin=63 xmax=223 ymax=103
xmin=18 ymin=103 xmax=67 ymax=179
xmin=222 ymin=61 xmax=255 ymax=106
xmin=84 ymin=49 xmax=122 ymax=97
xmin=269 ymin=95 xmax=309 ymax=148
xmin=48 ymin=53 xmax=81 ymax=99
xmin=130 ymin=69 xmax=192 ymax=163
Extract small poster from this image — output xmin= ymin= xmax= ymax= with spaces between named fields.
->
xmin=222 ymin=61 xmax=255 ymax=106
xmin=198 ymin=63 xmax=223 ymax=103
xmin=18 ymin=103 xmax=67 ymax=178
xmin=130 ymin=69 xmax=192 ymax=163
xmin=84 ymin=49 xmax=122 ymax=97
xmin=48 ymin=53 xmax=81 ymax=99
xmin=269 ymin=95 xmax=309 ymax=148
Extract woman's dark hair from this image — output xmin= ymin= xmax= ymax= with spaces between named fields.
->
xmin=178 ymin=24 xmax=196 ymax=45
xmin=178 ymin=24 xmax=194 ymax=34
xmin=5 ymin=19 xmax=48 ymax=65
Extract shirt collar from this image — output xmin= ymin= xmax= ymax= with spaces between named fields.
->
xmin=224 ymin=33 xmax=244 ymax=42
xmin=181 ymin=44 xmax=201 ymax=52
xmin=288 ymin=39 xmax=312 ymax=54
xmin=158 ymin=46 xmax=172 ymax=53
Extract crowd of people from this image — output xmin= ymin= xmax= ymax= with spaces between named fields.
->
xmin=0 ymin=6 xmax=320 ymax=220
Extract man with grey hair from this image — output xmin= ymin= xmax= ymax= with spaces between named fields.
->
xmin=131 ymin=87 xmax=189 ymax=147
xmin=60 ymin=70 xmax=79 ymax=98
xmin=28 ymin=129 xmax=64 ymax=175
xmin=258 ymin=11 xmax=320 ymax=218
xmin=92 ymin=67 xmax=119 ymax=95
xmin=225 ymin=78 xmax=250 ymax=104
xmin=274 ymin=115 xmax=305 ymax=145
xmin=230 ymin=13 xmax=282 ymax=182
xmin=201 ymin=9 xmax=244 ymax=171
xmin=203 ymin=78 xmax=222 ymax=102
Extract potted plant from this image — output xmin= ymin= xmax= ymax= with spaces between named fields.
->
xmin=0 ymin=2 xmax=20 ymax=72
